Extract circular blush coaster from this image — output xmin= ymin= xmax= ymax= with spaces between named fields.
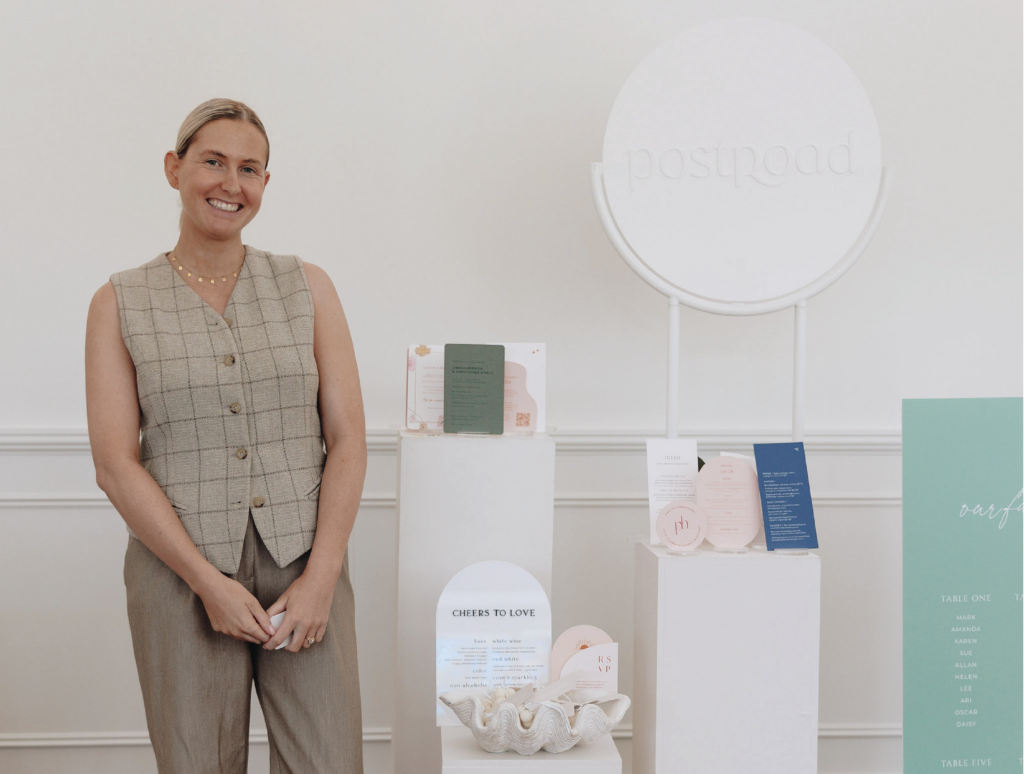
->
xmin=696 ymin=456 xmax=762 ymax=549
xmin=550 ymin=625 xmax=614 ymax=681
xmin=655 ymin=501 xmax=706 ymax=551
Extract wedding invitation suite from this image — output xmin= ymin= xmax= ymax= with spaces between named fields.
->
xmin=436 ymin=561 xmax=552 ymax=725
xmin=406 ymin=345 xmax=446 ymax=430
xmin=443 ymin=344 xmax=505 ymax=434
xmin=405 ymin=343 xmax=546 ymax=433
xmin=696 ymin=455 xmax=762 ymax=549
xmin=752 ymin=442 xmax=818 ymax=550
xmin=646 ymin=439 xmax=699 ymax=544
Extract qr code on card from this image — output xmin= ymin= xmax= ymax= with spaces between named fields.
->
xmin=516 ymin=412 xmax=531 ymax=427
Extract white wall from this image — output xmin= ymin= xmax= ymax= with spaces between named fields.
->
xmin=0 ymin=1 xmax=1019 ymax=773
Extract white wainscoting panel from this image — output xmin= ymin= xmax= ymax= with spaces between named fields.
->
xmin=0 ymin=428 xmax=902 ymax=774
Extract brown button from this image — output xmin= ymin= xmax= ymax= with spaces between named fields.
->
xmin=252 ymin=496 xmax=265 ymax=508
xmin=223 ymin=355 xmax=235 ymax=366
xmin=229 ymin=402 xmax=241 ymax=414
xmin=224 ymin=318 xmax=233 ymax=327
xmin=235 ymin=448 xmax=248 ymax=459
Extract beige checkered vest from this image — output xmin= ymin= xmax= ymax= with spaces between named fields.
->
xmin=110 ymin=247 xmax=325 ymax=573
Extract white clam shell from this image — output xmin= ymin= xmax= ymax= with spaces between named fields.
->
xmin=439 ymin=691 xmax=631 ymax=754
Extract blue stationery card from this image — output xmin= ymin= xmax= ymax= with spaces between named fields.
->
xmin=752 ymin=442 xmax=818 ymax=550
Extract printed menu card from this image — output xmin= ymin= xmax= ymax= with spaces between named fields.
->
xmin=903 ymin=398 xmax=1022 ymax=771
xmin=646 ymin=439 xmax=699 ymax=544
xmin=752 ymin=442 xmax=818 ymax=550
xmin=436 ymin=561 xmax=551 ymax=725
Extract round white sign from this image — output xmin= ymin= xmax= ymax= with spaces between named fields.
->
xmin=602 ymin=18 xmax=882 ymax=305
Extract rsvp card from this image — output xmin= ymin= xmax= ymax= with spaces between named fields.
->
xmin=752 ymin=442 xmax=819 ymax=550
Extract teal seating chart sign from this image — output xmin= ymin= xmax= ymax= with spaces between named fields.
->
xmin=903 ymin=398 xmax=1023 ymax=772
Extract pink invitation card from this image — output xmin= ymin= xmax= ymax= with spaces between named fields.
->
xmin=696 ymin=455 xmax=762 ymax=548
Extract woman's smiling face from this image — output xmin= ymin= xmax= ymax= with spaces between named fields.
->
xmin=166 ymin=118 xmax=270 ymax=241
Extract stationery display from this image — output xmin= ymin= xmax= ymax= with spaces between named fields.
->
xmin=405 ymin=344 xmax=546 ymax=433
xmin=436 ymin=561 xmax=552 ymax=725
xmin=550 ymin=625 xmax=617 ymax=693
xmin=443 ymin=344 xmax=505 ymax=434
xmin=645 ymin=439 xmax=699 ymax=544
xmin=696 ymin=455 xmax=762 ymax=549
xmin=903 ymin=398 xmax=1022 ymax=771
xmin=752 ymin=442 xmax=818 ymax=551
xmin=439 ymin=671 xmax=631 ymax=755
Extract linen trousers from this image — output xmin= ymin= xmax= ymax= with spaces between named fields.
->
xmin=124 ymin=514 xmax=363 ymax=774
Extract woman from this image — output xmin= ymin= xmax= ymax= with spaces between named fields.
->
xmin=85 ymin=99 xmax=366 ymax=773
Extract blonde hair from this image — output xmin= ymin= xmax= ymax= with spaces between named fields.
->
xmin=173 ymin=98 xmax=269 ymax=229
xmin=176 ymin=98 xmax=269 ymax=167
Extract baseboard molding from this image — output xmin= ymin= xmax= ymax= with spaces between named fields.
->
xmin=0 ymin=728 xmax=391 ymax=748
xmin=0 ymin=723 xmax=901 ymax=748
xmin=0 ymin=427 xmax=901 ymax=456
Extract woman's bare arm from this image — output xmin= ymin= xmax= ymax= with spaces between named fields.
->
xmin=85 ymin=282 xmax=274 ymax=644
xmin=264 ymin=262 xmax=367 ymax=651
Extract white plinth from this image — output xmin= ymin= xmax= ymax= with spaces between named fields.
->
xmin=441 ymin=727 xmax=621 ymax=774
xmin=394 ymin=431 xmax=556 ymax=774
xmin=633 ymin=543 xmax=821 ymax=774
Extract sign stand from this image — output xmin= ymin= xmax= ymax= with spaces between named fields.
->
xmin=593 ymin=18 xmax=891 ymax=774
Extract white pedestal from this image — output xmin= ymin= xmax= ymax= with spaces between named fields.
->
xmin=633 ymin=543 xmax=821 ymax=774
xmin=441 ymin=727 xmax=621 ymax=774
xmin=394 ymin=431 xmax=556 ymax=774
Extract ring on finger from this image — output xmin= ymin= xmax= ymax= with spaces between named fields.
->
xmin=305 ymin=637 xmax=316 ymax=647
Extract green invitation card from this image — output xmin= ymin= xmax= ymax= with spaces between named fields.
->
xmin=903 ymin=398 xmax=1022 ymax=773
xmin=443 ymin=344 xmax=505 ymax=434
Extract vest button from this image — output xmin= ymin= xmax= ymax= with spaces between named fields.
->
xmin=223 ymin=355 xmax=235 ymax=366
xmin=235 ymin=448 xmax=248 ymax=459
xmin=229 ymin=403 xmax=242 ymax=414
xmin=252 ymin=496 xmax=265 ymax=508
xmin=224 ymin=318 xmax=233 ymax=327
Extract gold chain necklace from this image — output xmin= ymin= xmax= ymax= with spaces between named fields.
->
xmin=168 ymin=251 xmax=244 ymax=284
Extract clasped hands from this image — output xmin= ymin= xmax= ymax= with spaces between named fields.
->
xmin=198 ymin=570 xmax=335 ymax=652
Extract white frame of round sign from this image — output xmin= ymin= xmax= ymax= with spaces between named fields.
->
xmin=592 ymin=17 xmax=891 ymax=439
xmin=593 ymin=163 xmax=891 ymax=316
xmin=595 ymin=17 xmax=890 ymax=315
